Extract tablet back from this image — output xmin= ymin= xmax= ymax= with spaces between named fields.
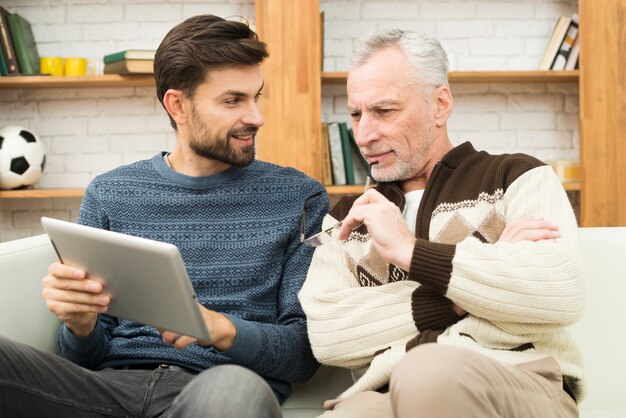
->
xmin=41 ymin=217 xmax=210 ymax=341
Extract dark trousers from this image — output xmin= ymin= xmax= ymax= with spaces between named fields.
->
xmin=0 ymin=336 xmax=281 ymax=418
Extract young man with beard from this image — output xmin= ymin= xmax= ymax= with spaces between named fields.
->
xmin=0 ymin=15 xmax=327 ymax=418
xmin=299 ymin=30 xmax=583 ymax=418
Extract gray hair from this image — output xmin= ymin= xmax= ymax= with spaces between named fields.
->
xmin=351 ymin=29 xmax=449 ymax=89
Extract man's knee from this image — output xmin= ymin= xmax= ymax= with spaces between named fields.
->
xmin=0 ymin=335 xmax=14 ymax=350
xmin=169 ymin=365 xmax=281 ymax=418
xmin=392 ymin=344 xmax=469 ymax=385
xmin=390 ymin=344 xmax=477 ymax=410
xmin=0 ymin=336 xmax=30 ymax=368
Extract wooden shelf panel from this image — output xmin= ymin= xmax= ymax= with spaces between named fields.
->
xmin=0 ymin=71 xmax=579 ymax=90
xmin=322 ymin=70 xmax=579 ymax=84
xmin=562 ymin=181 xmax=581 ymax=191
xmin=0 ymin=75 xmax=154 ymax=89
xmin=326 ymin=181 xmax=579 ymax=195
xmin=0 ymin=183 xmax=579 ymax=198
xmin=325 ymin=184 xmax=368 ymax=195
xmin=0 ymin=189 xmax=85 ymax=198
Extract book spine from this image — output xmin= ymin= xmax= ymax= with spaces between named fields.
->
xmin=320 ymin=123 xmax=333 ymax=186
xmin=551 ymin=19 xmax=578 ymax=71
xmin=0 ymin=44 xmax=8 ymax=75
xmin=327 ymin=122 xmax=346 ymax=185
xmin=338 ymin=122 xmax=355 ymax=185
xmin=347 ymin=128 xmax=369 ymax=184
xmin=6 ymin=13 xmax=37 ymax=74
xmin=539 ymin=16 xmax=570 ymax=71
xmin=564 ymin=36 xmax=580 ymax=70
xmin=0 ymin=9 xmax=20 ymax=74
xmin=103 ymin=50 xmax=127 ymax=64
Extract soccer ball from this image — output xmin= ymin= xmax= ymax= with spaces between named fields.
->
xmin=0 ymin=126 xmax=46 ymax=190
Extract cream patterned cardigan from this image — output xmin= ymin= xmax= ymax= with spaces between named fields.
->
xmin=298 ymin=142 xmax=585 ymax=401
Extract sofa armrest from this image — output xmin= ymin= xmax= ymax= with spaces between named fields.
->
xmin=0 ymin=234 xmax=60 ymax=352
xmin=570 ymin=227 xmax=626 ymax=415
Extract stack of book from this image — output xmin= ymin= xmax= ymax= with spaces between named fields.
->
xmin=0 ymin=7 xmax=40 ymax=76
xmin=103 ymin=50 xmax=155 ymax=75
xmin=321 ymin=122 xmax=369 ymax=186
xmin=539 ymin=13 xmax=580 ymax=71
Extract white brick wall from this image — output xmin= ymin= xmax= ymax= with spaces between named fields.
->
xmin=0 ymin=0 xmax=579 ymax=240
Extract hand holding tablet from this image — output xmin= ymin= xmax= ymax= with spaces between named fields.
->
xmin=41 ymin=217 xmax=211 ymax=341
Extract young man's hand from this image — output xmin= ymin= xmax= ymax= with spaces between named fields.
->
xmin=41 ymin=262 xmax=109 ymax=337
xmin=160 ymin=304 xmax=236 ymax=351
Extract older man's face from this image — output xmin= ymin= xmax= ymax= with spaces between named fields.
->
xmin=347 ymin=47 xmax=439 ymax=183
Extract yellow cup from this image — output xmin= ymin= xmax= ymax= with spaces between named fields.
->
xmin=40 ymin=56 xmax=64 ymax=76
xmin=64 ymin=57 xmax=87 ymax=76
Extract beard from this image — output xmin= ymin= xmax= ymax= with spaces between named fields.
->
xmin=188 ymin=110 xmax=257 ymax=167
xmin=370 ymin=156 xmax=417 ymax=183
xmin=366 ymin=129 xmax=437 ymax=183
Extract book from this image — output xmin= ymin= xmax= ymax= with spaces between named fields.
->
xmin=338 ymin=122 xmax=355 ymax=184
xmin=103 ymin=50 xmax=156 ymax=64
xmin=320 ymin=123 xmax=333 ymax=186
xmin=319 ymin=12 xmax=324 ymax=71
xmin=103 ymin=59 xmax=153 ymax=74
xmin=6 ymin=13 xmax=39 ymax=74
xmin=347 ymin=127 xmax=369 ymax=184
xmin=0 ymin=7 xmax=20 ymax=74
xmin=327 ymin=122 xmax=346 ymax=185
xmin=564 ymin=35 xmax=580 ymax=70
xmin=0 ymin=42 xmax=9 ymax=76
xmin=0 ymin=45 xmax=8 ymax=75
xmin=539 ymin=15 xmax=571 ymax=71
xmin=551 ymin=14 xmax=579 ymax=71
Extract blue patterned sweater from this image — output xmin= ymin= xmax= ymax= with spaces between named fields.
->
xmin=56 ymin=153 xmax=328 ymax=402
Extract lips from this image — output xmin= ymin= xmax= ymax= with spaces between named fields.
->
xmin=364 ymin=151 xmax=391 ymax=164
xmin=232 ymin=134 xmax=254 ymax=141
xmin=229 ymin=129 xmax=257 ymax=145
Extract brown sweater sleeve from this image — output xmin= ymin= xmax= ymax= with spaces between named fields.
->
xmin=409 ymin=238 xmax=456 ymax=294
xmin=408 ymin=239 xmax=459 ymax=332
xmin=411 ymin=286 xmax=462 ymax=331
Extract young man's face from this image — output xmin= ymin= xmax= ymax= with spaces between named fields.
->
xmin=347 ymin=47 xmax=439 ymax=183
xmin=185 ymin=65 xmax=264 ymax=167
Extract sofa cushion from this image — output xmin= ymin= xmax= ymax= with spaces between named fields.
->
xmin=0 ymin=234 xmax=59 ymax=352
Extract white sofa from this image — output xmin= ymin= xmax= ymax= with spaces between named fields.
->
xmin=1 ymin=228 xmax=625 ymax=417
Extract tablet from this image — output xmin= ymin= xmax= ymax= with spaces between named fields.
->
xmin=41 ymin=217 xmax=211 ymax=341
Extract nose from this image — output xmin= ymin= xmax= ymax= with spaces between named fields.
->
xmin=242 ymin=101 xmax=264 ymax=128
xmin=353 ymin=113 xmax=378 ymax=147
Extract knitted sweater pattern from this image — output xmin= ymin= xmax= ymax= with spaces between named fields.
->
xmin=300 ymin=142 xmax=585 ymax=400
xmin=56 ymin=154 xmax=328 ymax=403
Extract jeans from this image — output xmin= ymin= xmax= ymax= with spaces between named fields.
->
xmin=0 ymin=336 xmax=281 ymax=418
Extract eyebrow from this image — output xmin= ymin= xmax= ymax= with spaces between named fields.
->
xmin=219 ymin=82 xmax=265 ymax=99
xmin=348 ymin=100 xmax=400 ymax=113
xmin=367 ymin=100 xmax=400 ymax=109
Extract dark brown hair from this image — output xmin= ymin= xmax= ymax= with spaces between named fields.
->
xmin=154 ymin=15 xmax=269 ymax=128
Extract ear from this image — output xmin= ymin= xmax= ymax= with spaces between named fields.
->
xmin=433 ymin=86 xmax=453 ymax=127
xmin=163 ymin=89 xmax=188 ymax=127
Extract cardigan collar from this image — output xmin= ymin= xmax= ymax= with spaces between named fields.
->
xmin=375 ymin=141 xmax=477 ymax=210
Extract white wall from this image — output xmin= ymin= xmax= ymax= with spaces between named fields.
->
xmin=0 ymin=0 xmax=579 ymax=241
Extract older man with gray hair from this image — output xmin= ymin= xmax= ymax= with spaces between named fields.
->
xmin=299 ymin=29 xmax=583 ymax=418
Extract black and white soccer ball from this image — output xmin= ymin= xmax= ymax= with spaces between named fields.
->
xmin=0 ymin=126 xmax=46 ymax=189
